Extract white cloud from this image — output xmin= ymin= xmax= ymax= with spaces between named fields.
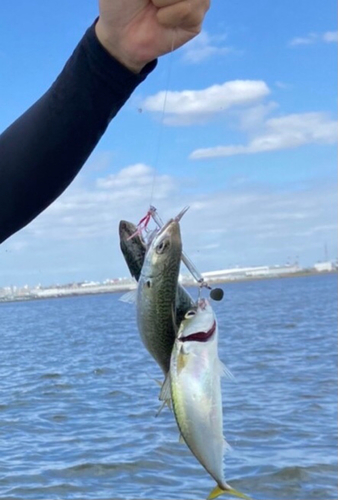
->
xmin=84 ymin=151 xmax=115 ymax=172
xmin=323 ymin=31 xmax=338 ymax=42
xmin=1 ymin=170 xmax=337 ymax=286
xmin=24 ymin=164 xmax=176 ymax=242
xmin=231 ymin=102 xmax=279 ymax=132
xmin=190 ymin=112 xmax=337 ymax=159
xmin=5 ymin=240 xmax=28 ymax=253
xmin=96 ymin=163 xmax=157 ymax=190
xmin=142 ymin=80 xmax=270 ymax=125
xmin=275 ymin=81 xmax=292 ymax=90
xmin=180 ymin=181 xmax=337 ymax=267
xmin=289 ymin=33 xmax=318 ymax=46
xmin=181 ymin=31 xmax=232 ymax=63
xmin=289 ymin=30 xmax=338 ymax=46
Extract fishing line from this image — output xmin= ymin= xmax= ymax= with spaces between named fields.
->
xmin=148 ymin=29 xmax=177 ymax=206
xmin=140 ymin=30 xmax=224 ymax=303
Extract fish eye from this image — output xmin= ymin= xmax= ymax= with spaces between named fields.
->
xmin=156 ymin=238 xmax=170 ymax=254
xmin=185 ymin=309 xmax=196 ymax=319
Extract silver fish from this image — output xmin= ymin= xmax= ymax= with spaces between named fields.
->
xmin=170 ymin=298 xmax=249 ymax=500
xmin=137 ymin=211 xmax=185 ymax=375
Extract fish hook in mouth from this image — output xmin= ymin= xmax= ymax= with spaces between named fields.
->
xmin=180 ymin=320 xmax=216 ymax=343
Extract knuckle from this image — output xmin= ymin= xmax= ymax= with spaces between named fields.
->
xmin=182 ymin=1 xmax=193 ymax=18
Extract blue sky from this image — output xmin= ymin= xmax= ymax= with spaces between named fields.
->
xmin=0 ymin=0 xmax=337 ymax=286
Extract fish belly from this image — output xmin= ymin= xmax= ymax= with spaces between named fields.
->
xmin=137 ymin=277 xmax=176 ymax=374
xmin=171 ymin=347 xmax=225 ymax=486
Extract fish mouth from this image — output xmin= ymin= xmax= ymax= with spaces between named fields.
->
xmin=180 ymin=320 xmax=216 ymax=343
xmin=156 ymin=206 xmax=189 ymax=236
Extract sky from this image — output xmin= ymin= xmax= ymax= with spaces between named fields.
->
xmin=0 ymin=0 xmax=337 ymax=287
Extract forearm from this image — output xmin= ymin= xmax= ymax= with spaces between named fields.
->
xmin=0 ymin=22 xmax=156 ymax=244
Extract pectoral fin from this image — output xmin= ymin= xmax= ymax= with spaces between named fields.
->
xmin=218 ymin=360 xmax=235 ymax=381
xmin=156 ymin=374 xmax=172 ymax=416
xmin=119 ymin=289 xmax=137 ymax=304
xmin=159 ymin=373 xmax=171 ymax=401
xmin=223 ymin=438 xmax=233 ymax=454
xmin=155 ymin=400 xmax=166 ymax=417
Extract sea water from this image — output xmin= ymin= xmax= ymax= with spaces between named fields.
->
xmin=0 ymin=273 xmax=337 ymax=499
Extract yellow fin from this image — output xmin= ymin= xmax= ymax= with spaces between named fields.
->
xmin=207 ymin=484 xmax=251 ymax=500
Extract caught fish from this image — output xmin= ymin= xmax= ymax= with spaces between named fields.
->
xmin=119 ymin=220 xmax=146 ymax=281
xmin=119 ymin=219 xmax=194 ymax=327
xmin=169 ymin=298 xmax=249 ymax=500
xmin=137 ymin=209 xmax=187 ymax=375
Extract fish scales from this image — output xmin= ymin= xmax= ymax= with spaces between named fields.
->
xmin=119 ymin=219 xmax=194 ymax=329
xmin=137 ymin=219 xmax=183 ymax=374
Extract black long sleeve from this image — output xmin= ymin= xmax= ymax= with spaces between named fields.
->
xmin=0 ymin=22 xmax=156 ymax=244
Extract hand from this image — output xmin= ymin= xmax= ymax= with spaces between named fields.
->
xmin=95 ymin=0 xmax=210 ymax=73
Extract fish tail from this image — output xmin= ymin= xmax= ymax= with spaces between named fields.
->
xmin=207 ymin=483 xmax=251 ymax=500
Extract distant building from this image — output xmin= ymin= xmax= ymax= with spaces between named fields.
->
xmin=176 ymin=264 xmax=301 ymax=285
xmin=200 ymin=264 xmax=300 ymax=281
xmin=245 ymin=264 xmax=300 ymax=277
xmin=314 ymin=261 xmax=334 ymax=272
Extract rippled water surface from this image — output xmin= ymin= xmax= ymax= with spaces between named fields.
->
xmin=1 ymin=274 xmax=337 ymax=500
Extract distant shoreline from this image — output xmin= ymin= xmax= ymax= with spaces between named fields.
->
xmin=213 ymin=269 xmax=337 ymax=284
xmin=0 ymin=269 xmax=336 ymax=305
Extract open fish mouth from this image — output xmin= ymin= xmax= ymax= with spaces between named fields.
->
xmin=157 ymin=206 xmax=189 ymax=236
xmin=180 ymin=320 xmax=216 ymax=343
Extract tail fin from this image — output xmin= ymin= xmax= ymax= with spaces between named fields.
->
xmin=207 ymin=484 xmax=251 ymax=500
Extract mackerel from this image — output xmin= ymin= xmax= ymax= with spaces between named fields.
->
xmin=136 ymin=211 xmax=185 ymax=375
xmin=119 ymin=219 xmax=194 ymax=328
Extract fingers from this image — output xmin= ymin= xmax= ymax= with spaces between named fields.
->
xmin=154 ymin=0 xmax=210 ymax=29
xmin=153 ymin=0 xmax=183 ymax=6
